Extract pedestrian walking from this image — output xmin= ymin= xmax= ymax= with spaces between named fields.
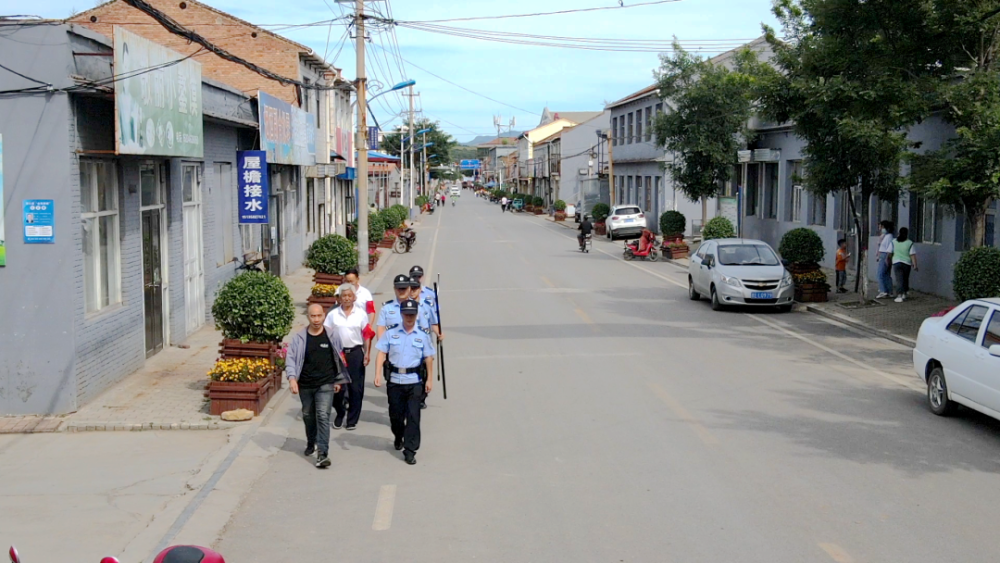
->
xmin=324 ymin=285 xmax=375 ymax=431
xmin=875 ymin=220 xmax=895 ymax=299
xmin=501 ymin=195 xmax=509 ymax=212
xmin=335 ymin=267 xmax=375 ymax=324
xmin=892 ymin=227 xmax=918 ymax=303
xmin=286 ymin=304 xmax=350 ymax=469
xmin=835 ymin=238 xmax=850 ymax=293
xmin=374 ymin=298 xmax=435 ymax=465
xmin=376 ymin=274 xmax=414 ymax=338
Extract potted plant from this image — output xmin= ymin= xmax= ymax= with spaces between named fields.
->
xmin=702 ymin=216 xmax=735 ymax=240
xmin=305 ymin=234 xmax=357 ymax=285
xmin=309 ymin=283 xmax=340 ymax=313
xmin=591 ymin=203 xmax=610 ymax=236
xmin=659 ymin=210 xmax=688 ymax=257
xmin=532 ymin=196 xmax=545 ymax=215
xmin=369 ymin=247 xmax=380 ymax=270
xmin=207 ymin=357 xmax=277 ymax=415
xmin=779 ymin=228 xmax=828 ymax=302
xmin=367 ymin=212 xmax=386 ymax=250
xmin=553 ymin=199 xmax=567 ymax=221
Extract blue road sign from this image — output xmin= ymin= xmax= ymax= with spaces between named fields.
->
xmin=460 ymin=159 xmax=482 ymax=170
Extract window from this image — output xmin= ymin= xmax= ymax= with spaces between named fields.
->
xmin=612 ymin=117 xmax=618 ymax=146
xmin=655 ymin=103 xmax=663 ymax=116
xmin=809 ymin=192 xmax=827 ymax=226
xmin=619 ymin=116 xmax=626 ymax=145
xmin=307 ymin=179 xmax=316 ymax=233
xmin=764 ymin=163 xmax=778 ymax=219
xmin=626 ymin=176 xmax=633 ymax=203
xmin=718 ymin=244 xmax=780 ymax=266
xmin=635 ymin=112 xmax=643 ymax=143
xmin=914 ymin=197 xmax=943 ymax=244
xmin=984 ymin=311 xmax=1000 ymax=349
xmin=644 ymin=176 xmax=652 ymax=213
xmin=80 ymin=159 xmax=121 ymax=313
xmin=786 ymin=161 xmax=803 ymax=222
xmin=948 ymin=305 xmax=989 ymax=343
xmin=745 ymin=163 xmax=759 ymax=216
xmin=644 ymin=107 xmax=652 ymax=142
xmin=214 ymin=163 xmax=234 ymax=263
xmin=627 ymin=113 xmax=634 ymax=144
xmin=614 ymin=206 xmax=642 ymax=216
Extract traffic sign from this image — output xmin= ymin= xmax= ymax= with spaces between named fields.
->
xmin=460 ymin=159 xmax=482 ymax=170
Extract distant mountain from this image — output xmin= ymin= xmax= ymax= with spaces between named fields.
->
xmin=462 ymin=131 xmax=523 ymax=146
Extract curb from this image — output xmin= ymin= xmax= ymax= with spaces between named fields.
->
xmin=804 ymin=304 xmax=917 ymax=348
xmin=62 ymin=420 xmax=237 ymax=432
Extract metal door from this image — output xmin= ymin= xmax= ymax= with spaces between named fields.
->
xmin=142 ymin=209 xmax=163 ymax=356
xmin=264 ymin=194 xmax=282 ymax=277
xmin=183 ymin=165 xmax=205 ymax=333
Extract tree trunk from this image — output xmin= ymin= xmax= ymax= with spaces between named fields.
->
xmin=969 ymin=201 xmax=989 ymax=248
xmin=847 ymin=180 xmax=872 ymax=301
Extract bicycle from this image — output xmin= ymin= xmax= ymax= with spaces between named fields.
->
xmin=233 ymin=252 xmax=265 ymax=272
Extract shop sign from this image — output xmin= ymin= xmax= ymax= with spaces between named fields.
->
xmin=258 ymin=91 xmax=316 ymax=166
xmin=113 ymin=27 xmax=203 ymax=157
xmin=238 ymin=150 xmax=269 ymax=224
xmin=23 ymin=199 xmax=54 ymax=244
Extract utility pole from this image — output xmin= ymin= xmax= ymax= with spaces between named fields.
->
xmin=355 ymin=0 xmax=370 ymax=274
xmin=422 ymin=130 xmax=428 ymax=194
xmin=408 ymin=85 xmax=416 ymax=212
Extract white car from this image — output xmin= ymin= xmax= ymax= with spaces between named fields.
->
xmin=606 ymin=205 xmax=646 ymax=240
xmin=449 ymin=187 xmax=460 ymax=197
xmin=913 ymin=298 xmax=1000 ymax=418
xmin=688 ymin=238 xmax=794 ymax=312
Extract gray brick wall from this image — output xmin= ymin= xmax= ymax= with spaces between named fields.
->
xmin=202 ymin=122 xmax=241 ymax=320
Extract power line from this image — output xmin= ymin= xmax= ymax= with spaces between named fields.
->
xmin=399 ymin=0 xmax=683 ymax=23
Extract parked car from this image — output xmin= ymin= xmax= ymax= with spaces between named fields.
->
xmin=913 ymin=298 xmax=1000 ymax=418
xmin=606 ymin=205 xmax=645 ymax=240
xmin=688 ymin=238 xmax=794 ymax=312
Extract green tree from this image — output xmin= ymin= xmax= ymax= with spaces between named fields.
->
xmin=381 ymin=119 xmax=457 ymax=179
xmin=758 ymin=0 xmax=938 ymax=298
xmin=652 ymin=41 xmax=759 ymax=223
xmin=907 ymin=0 xmax=1000 ymax=248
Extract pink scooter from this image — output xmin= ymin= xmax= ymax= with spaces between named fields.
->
xmin=9 ymin=546 xmax=117 ymax=563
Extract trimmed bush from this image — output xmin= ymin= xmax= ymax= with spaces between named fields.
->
xmin=532 ymin=196 xmax=545 ymax=207
xmin=779 ymin=227 xmax=825 ymax=265
xmin=367 ymin=212 xmax=385 ymax=244
xmin=591 ymin=203 xmax=610 ymax=222
xmin=306 ymin=234 xmax=357 ymax=274
xmin=659 ymin=210 xmax=687 ymax=239
xmin=702 ymin=216 xmax=735 ymax=240
xmin=553 ymin=199 xmax=567 ymax=212
xmin=953 ymin=247 xmax=1000 ymax=301
xmin=212 ymin=271 xmax=294 ymax=343
xmin=416 ymin=195 xmax=429 ymax=207
xmin=379 ymin=209 xmax=400 ymax=230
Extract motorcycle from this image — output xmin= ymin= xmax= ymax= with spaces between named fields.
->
xmin=10 ymin=544 xmax=224 ymax=563
xmin=10 ymin=546 xmax=119 ymax=563
xmin=579 ymin=233 xmax=592 ymax=253
xmin=393 ymin=228 xmax=417 ymax=254
xmin=624 ymin=236 xmax=659 ymax=262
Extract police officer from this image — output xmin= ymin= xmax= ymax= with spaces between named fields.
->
xmin=407 ymin=276 xmax=439 ymax=410
xmin=376 ymin=274 xmax=413 ymax=339
xmin=409 ymin=266 xmax=440 ymax=318
xmin=374 ymin=299 xmax=435 ymax=465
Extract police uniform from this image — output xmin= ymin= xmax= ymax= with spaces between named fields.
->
xmin=409 ymin=266 xmax=438 ymax=311
xmin=376 ymin=275 xmax=413 ymax=332
xmin=375 ymin=299 xmax=435 ymax=464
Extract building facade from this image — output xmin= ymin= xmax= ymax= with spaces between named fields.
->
xmin=559 ymin=111 xmax=611 ymax=213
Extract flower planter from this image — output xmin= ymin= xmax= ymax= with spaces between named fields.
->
xmin=787 ymin=262 xmax=821 ymax=276
xmin=219 ymin=339 xmax=278 ymax=362
xmin=208 ymin=377 xmax=275 ymax=416
xmin=794 ymin=283 xmax=829 ymax=303
xmin=554 ymin=212 xmax=566 ymax=222
xmin=662 ymin=244 xmax=689 ymax=260
xmin=307 ymin=294 xmax=339 ymax=314
xmin=533 ymin=208 xmax=544 ymax=215
xmin=378 ymin=234 xmax=396 ymax=249
xmin=313 ymin=272 xmax=344 ymax=286
xmin=594 ymin=222 xmax=607 ymax=236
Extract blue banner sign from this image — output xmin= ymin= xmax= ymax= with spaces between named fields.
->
xmin=238 ymin=151 xmax=269 ymax=224
xmin=460 ymin=159 xmax=482 ymax=170
xmin=258 ymin=91 xmax=316 ymax=166
xmin=368 ymin=126 xmax=380 ymax=150
xmin=23 ymin=199 xmax=54 ymax=244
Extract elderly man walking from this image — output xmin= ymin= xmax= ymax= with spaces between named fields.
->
xmin=286 ymin=304 xmax=350 ymax=469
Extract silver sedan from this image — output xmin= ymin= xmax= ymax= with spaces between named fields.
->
xmin=688 ymin=238 xmax=794 ymax=312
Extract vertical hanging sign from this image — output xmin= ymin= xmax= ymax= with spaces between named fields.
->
xmin=238 ymin=150 xmax=269 ymax=224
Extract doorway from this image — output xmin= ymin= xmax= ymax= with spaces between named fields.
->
xmin=264 ymin=194 xmax=282 ymax=277
xmin=140 ymin=163 xmax=167 ymax=356
xmin=182 ymin=164 xmax=205 ymax=334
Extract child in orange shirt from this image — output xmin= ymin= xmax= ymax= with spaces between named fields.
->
xmin=835 ymin=238 xmax=850 ymax=293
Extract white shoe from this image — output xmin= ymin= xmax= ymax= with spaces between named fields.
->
xmin=894 ymin=295 xmax=906 ymax=303
xmin=876 ymin=292 xmax=889 ymax=299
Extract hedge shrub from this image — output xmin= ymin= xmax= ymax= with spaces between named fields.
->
xmin=533 ymin=196 xmax=545 ymax=207
xmin=212 ymin=271 xmax=294 ymax=343
xmin=953 ymin=247 xmax=1000 ymax=301
xmin=306 ymin=234 xmax=357 ymax=274
xmin=591 ymin=203 xmax=610 ymax=222
xmin=779 ymin=228 xmax=825 ymax=265
xmin=554 ymin=199 xmax=567 ymax=212
xmin=416 ymin=195 xmax=429 ymax=207
xmin=702 ymin=216 xmax=735 ymax=240
xmin=367 ymin=212 xmax=385 ymax=244
xmin=659 ymin=210 xmax=686 ymax=239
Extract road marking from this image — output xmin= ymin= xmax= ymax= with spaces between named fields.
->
xmin=540 ymin=276 xmax=556 ymax=288
xmin=746 ymin=314 xmax=923 ymax=392
xmin=819 ymin=543 xmax=855 ymax=563
xmin=372 ymin=484 xmax=397 ymax=531
xmin=451 ymin=352 xmax=642 ymax=360
xmin=647 ymin=381 xmax=719 ymax=446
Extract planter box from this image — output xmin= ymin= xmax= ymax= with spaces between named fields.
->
xmin=313 ymin=272 xmax=345 ymax=286
xmin=208 ymin=377 xmax=275 ymax=416
xmin=533 ymin=209 xmax=544 ymax=215
xmin=307 ymin=294 xmax=339 ymax=314
xmin=594 ymin=223 xmax=607 ymax=236
xmin=554 ymin=212 xmax=566 ymax=222
xmin=219 ymin=339 xmax=278 ymax=362
xmin=787 ymin=263 xmax=821 ymax=275
xmin=662 ymin=245 xmax=689 ymax=260
xmin=795 ymin=283 xmax=829 ymax=303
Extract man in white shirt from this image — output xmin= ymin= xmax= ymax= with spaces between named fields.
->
xmin=500 ymin=195 xmax=508 ymax=213
xmin=324 ymin=285 xmax=374 ymax=430
xmin=334 ymin=267 xmax=375 ymax=325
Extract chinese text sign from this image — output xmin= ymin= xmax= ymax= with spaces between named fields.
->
xmin=238 ymin=151 xmax=269 ymax=224
xmin=23 ymin=200 xmax=54 ymax=244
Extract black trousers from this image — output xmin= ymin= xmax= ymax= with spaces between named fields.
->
xmin=387 ymin=381 xmax=425 ymax=454
xmin=334 ymin=346 xmax=366 ymax=426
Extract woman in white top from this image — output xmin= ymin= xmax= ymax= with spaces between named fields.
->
xmin=324 ymin=285 xmax=374 ymax=430
xmin=876 ymin=220 xmax=895 ymax=299
xmin=891 ymin=227 xmax=918 ymax=303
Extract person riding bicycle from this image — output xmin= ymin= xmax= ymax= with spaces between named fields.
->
xmin=578 ymin=215 xmax=593 ymax=249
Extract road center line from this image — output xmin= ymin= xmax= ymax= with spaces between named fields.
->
xmin=540 ymin=276 xmax=555 ymax=288
xmin=818 ymin=542 xmax=855 ymax=563
xmin=372 ymin=484 xmax=397 ymax=531
xmin=647 ymin=381 xmax=719 ymax=446
xmin=745 ymin=314 xmax=923 ymax=391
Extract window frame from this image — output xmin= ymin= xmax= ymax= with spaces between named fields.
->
xmin=627 ymin=113 xmax=634 ymax=144
xmin=612 ymin=117 xmax=618 ymax=146
xmin=808 ymin=191 xmax=827 ymax=226
xmin=80 ymin=159 xmax=122 ymax=314
xmin=644 ymin=107 xmax=652 ymax=142
xmin=947 ymin=305 xmax=989 ymax=344
xmin=983 ymin=309 xmax=1000 ymax=349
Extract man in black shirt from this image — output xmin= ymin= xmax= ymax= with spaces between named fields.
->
xmin=578 ymin=214 xmax=593 ymax=250
xmin=286 ymin=304 xmax=349 ymax=468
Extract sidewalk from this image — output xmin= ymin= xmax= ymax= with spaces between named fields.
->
xmin=0 ymin=246 xmax=401 ymax=434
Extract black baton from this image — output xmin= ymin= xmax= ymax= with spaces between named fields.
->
xmin=434 ymin=279 xmax=447 ymax=399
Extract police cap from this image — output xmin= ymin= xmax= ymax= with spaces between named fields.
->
xmin=400 ymin=299 xmax=420 ymax=315
xmin=407 ymin=276 xmax=421 ymax=288
xmin=393 ymin=274 xmax=411 ymax=288
xmin=409 ymin=266 xmax=425 ymax=278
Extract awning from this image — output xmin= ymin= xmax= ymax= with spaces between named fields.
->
xmin=336 ymin=167 xmax=357 ymax=181
xmin=367 ymin=150 xmax=400 ymax=162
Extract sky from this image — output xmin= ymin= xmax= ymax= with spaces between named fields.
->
xmin=5 ymin=0 xmax=781 ymax=142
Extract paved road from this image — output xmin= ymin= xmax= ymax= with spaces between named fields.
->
xmin=218 ymin=195 xmax=1000 ymax=563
